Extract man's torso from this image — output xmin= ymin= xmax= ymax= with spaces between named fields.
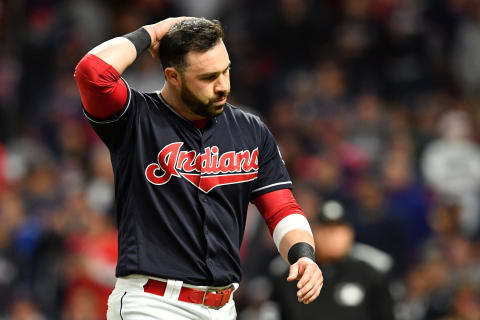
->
xmin=85 ymin=84 xmax=291 ymax=285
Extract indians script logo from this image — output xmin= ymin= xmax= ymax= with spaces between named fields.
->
xmin=145 ymin=142 xmax=259 ymax=193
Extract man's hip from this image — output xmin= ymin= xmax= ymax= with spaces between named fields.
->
xmin=107 ymin=274 xmax=238 ymax=320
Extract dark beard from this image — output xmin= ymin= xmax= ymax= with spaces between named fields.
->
xmin=180 ymin=83 xmax=228 ymax=119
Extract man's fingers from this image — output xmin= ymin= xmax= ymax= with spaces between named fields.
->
xmin=298 ymin=278 xmax=322 ymax=303
xmin=297 ymin=262 xmax=314 ymax=289
xmin=148 ymin=17 xmax=193 ymax=50
xmin=297 ymin=271 xmax=318 ymax=299
xmin=149 ymin=43 xmax=160 ymax=59
xmin=297 ymin=275 xmax=314 ymax=297
xmin=304 ymin=284 xmax=323 ymax=304
xmin=287 ymin=263 xmax=299 ymax=282
xmin=296 ymin=263 xmax=323 ymax=304
xmin=287 ymin=258 xmax=323 ymax=304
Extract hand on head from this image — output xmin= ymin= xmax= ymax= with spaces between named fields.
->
xmin=144 ymin=17 xmax=193 ymax=60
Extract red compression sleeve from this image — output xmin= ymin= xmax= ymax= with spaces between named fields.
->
xmin=253 ymin=189 xmax=305 ymax=235
xmin=74 ymin=54 xmax=128 ymax=119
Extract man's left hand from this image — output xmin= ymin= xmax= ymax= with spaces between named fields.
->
xmin=287 ymin=257 xmax=323 ymax=304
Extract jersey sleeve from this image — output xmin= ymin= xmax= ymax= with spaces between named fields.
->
xmin=251 ymin=120 xmax=292 ymax=199
xmin=74 ymin=54 xmax=139 ymax=152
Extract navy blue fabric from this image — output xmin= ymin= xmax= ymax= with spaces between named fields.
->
xmin=84 ymin=83 xmax=292 ymax=286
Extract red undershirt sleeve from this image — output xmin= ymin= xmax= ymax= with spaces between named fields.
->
xmin=253 ymin=189 xmax=305 ymax=235
xmin=74 ymin=54 xmax=128 ymax=119
xmin=253 ymin=189 xmax=312 ymax=249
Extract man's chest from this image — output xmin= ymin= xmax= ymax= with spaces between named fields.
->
xmin=137 ymin=117 xmax=260 ymax=194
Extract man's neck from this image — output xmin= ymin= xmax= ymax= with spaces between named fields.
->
xmin=160 ymin=86 xmax=206 ymax=121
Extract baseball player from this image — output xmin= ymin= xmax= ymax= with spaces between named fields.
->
xmin=74 ymin=17 xmax=323 ymax=320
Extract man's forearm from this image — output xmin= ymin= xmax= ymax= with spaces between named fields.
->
xmin=88 ymin=37 xmax=138 ymax=75
xmin=86 ymin=23 xmax=160 ymax=75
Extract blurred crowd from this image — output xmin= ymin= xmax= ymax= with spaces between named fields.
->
xmin=2 ymin=0 xmax=480 ymax=319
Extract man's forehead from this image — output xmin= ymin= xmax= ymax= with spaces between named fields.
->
xmin=184 ymin=41 xmax=230 ymax=73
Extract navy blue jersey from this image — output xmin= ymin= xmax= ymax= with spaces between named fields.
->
xmin=84 ymin=81 xmax=292 ymax=286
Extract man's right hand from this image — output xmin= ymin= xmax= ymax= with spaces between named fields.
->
xmin=144 ymin=17 xmax=191 ymax=60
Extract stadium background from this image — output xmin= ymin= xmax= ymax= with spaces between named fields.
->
xmin=1 ymin=0 xmax=480 ymax=319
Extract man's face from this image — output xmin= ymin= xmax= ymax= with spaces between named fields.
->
xmin=179 ymin=40 xmax=231 ymax=119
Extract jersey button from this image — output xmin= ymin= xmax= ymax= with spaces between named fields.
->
xmin=206 ymin=258 xmax=213 ymax=268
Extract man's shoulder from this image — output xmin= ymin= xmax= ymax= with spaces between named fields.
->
xmin=139 ymin=91 xmax=164 ymax=107
xmin=224 ymin=103 xmax=263 ymax=127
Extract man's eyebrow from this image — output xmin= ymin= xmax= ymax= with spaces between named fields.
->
xmin=198 ymin=62 xmax=231 ymax=78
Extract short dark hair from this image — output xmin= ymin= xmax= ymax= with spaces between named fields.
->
xmin=158 ymin=18 xmax=224 ymax=72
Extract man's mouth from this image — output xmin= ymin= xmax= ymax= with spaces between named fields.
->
xmin=214 ymin=96 xmax=227 ymax=103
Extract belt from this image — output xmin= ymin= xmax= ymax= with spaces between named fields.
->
xmin=143 ymin=279 xmax=233 ymax=309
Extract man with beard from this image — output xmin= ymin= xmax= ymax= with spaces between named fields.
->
xmin=74 ymin=17 xmax=322 ymax=320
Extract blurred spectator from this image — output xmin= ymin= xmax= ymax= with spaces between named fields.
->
xmin=452 ymin=0 xmax=480 ymax=96
xmin=0 ymin=192 xmax=22 ymax=315
xmin=62 ymin=286 xmax=102 ymax=320
xmin=61 ymin=194 xmax=117 ymax=319
xmin=7 ymin=296 xmax=46 ymax=320
xmin=395 ymin=234 xmax=480 ymax=320
xmin=382 ymin=142 xmax=431 ymax=256
xmin=269 ymin=200 xmax=394 ymax=320
xmin=427 ymin=202 xmax=462 ymax=243
xmin=84 ymin=143 xmax=114 ymax=215
xmin=352 ymin=177 xmax=408 ymax=276
xmin=0 ymin=143 xmax=6 ymax=194
xmin=296 ymin=60 xmax=349 ymax=124
xmin=395 ymin=253 xmax=451 ymax=320
xmin=445 ymin=283 xmax=480 ymax=320
xmin=346 ymin=93 xmax=389 ymax=168
xmin=421 ymin=110 xmax=480 ymax=237
xmin=0 ymin=52 xmax=21 ymax=142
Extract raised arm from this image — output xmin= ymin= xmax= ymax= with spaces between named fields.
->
xmin=73 ymin=18 xmax=187 ymax=119
xmin=90 ymin=18 xmax=186 ymax=74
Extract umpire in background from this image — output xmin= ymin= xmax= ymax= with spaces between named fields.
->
xmin=270 ymin=200 xmax=395 ymax=320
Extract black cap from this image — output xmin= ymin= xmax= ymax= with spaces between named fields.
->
xmin=317 ymin=200 xmax=348 ymax=224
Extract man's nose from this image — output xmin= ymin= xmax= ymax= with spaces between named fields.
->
xmin=214 ymin=74 xmax=229 ymax=93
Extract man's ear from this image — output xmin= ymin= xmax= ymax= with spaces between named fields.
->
xmin=164 ymin=67 xmax=182 ymax=87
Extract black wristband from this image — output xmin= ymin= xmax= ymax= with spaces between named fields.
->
xmin=287 ymin=242 xmax=315 ymax=265
xmin=122 ymin=27 xmax=151 ymax=56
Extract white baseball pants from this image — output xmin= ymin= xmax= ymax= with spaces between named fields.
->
xmin=106 ymin=275 xmax=238 ymax=320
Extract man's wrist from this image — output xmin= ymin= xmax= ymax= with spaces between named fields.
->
xmin=287 ymin=242 xmax=315 ymax=265
xmin=122 ymin=27 xmax=151 ymax=56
